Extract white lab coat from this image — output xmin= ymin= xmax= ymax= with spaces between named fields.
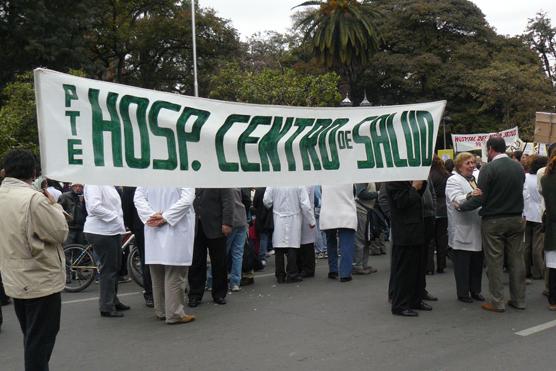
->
xmin=134 ymin=187 xmax=195 ymax=266
xmin=319 ymin=184 xmax=357 ymax=231
xmin=300 ymin=186 xmax=316 ymax=244
xmin=523 ymin=173 xmax=543 ymax=223
xmin=445 ymin=173 xmax=482 ymax=251
xmin=263 ymin=187 xmax=315 ymax=248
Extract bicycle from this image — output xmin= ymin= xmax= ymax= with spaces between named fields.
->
xmin=64 ymin=232 xmax=143 ymax=292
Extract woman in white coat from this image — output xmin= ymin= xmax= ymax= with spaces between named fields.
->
xmin=447 ymin=152 xmax=485 ymax=303
xmin=320 ymin=184 xmax=358 ymax=282
xmin=263 ymin=187 xmax=315 ymax=283
xmin=134 ymin=187 xmax=196 ymax=324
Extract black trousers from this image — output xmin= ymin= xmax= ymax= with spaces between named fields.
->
xmin=296 ymin=243 xmax=315 ymax=276
xmin=452 ymin=249 xmax=484 ymax=298
xmin=275 ymin=248 xmax=298 ymax=279
xmin=548 ymin=268 xmax=556 ymax=305
xmin=133 ymin=226 xmax=152 ymax=297
xmin=188 ymin=220 xmax=227 ymax=300
xmin=390 ymin=244 xmax=422 ymax=313
xmin=428 ymin=217 xmax=448 ymax=272
xmin=14 ymin=292 xmax=61 ymax=371
xmin=85 ymin=233 xmax=122 ymax=312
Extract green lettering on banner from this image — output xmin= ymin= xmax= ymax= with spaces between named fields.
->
xmin=216 ymin=114 xmax=248 ymax=172
xmin=284 ymin=118 xmax=313 ymax=171
xmin=417 ymin=111 xmax=434 ymax=166
xmin=258 ymin=117 xmax=293 ymax=172
xmin=353 ymin=116 xmax=378 ymax=169
xmin=403 ymin=111 xmax=421 ymax=166
xmin=370 ymin=115 xmax=393 ymax=168
xmin=89 ymin=89 xmax=122 ymax=167
xmin=239 ymin=116 xmax=270 ymax=172
xmin=63 ymin=84 xmax=78 ymax=107
xmin=385 ymin=113 xmax=408 ymax=167
xmin=177 ymin=107 xmax=210 ymax=170
xmin=148 ymin=101 xmax=180 ymax=170
xmin=67 ymin=139 xmax=83 ymax=165
xmin=299 ymin=118 xmax=331 ymax=171
xmin=120 ymin=95 xmax=150 ymax=169
xmin=319 ymin=118 xmax=348 ymax=170
xmin=65 ymin=111 xmax=80 ymax=135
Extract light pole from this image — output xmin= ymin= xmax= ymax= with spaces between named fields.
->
xmin=443 ymin=116 xmax=452 ymax=150
xmin=191 ymin=0 xmax=199 ymax=97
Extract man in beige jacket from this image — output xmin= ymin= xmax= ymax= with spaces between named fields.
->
xmin=0 ymin=149 xmax=68 ymax=371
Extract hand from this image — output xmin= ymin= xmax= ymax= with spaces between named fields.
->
xmin=147 ymin=212 xmax=165 ymax=227
xmin=222 ymin=224 xmax=232 ymax=236
xmin=42 ymin=188 xmax=56 ymax=204
xmin=411 ymin=181 xmax=424 ymax=191
xmin=471 ymin=188 xmax=482 ymax=197
xmin=452 ymin=201 xmax=461 ymax=210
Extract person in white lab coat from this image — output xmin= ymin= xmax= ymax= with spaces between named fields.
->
xmin=446 ymin=152 xmax=484 ymax=303
xmin=134 ymin=187 xmax=196 ymax=325
xmin=263 ymin=187 xmax=315 ymax=283
xmin=297 ymin=186 xmax=317 ymax=277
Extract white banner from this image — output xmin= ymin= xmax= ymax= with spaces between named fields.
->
xmin=451 ymin=126 xmax=519 ymax=153
xmin=34 ymin=69 xmax=446 ymax=187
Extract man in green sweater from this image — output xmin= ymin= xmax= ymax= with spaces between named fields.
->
xmin=458 ymin=136 xmax=526 ymax=312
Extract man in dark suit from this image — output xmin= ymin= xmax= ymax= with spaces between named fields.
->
xmin=386 ymin=180 xmax=431 ymax=317
xmin=188 ymin=188 xmax=242 ymax=306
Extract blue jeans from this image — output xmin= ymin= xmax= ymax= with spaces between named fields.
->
xmin=325 ymin=228 xmax=355 ymax=278
xmin=314 ymin=214 xmax=327 ymax=253
xmin=226 ymin=226 xmax=247 ymax=287
xmin=259 ymin=232 xmax=272 ymax=261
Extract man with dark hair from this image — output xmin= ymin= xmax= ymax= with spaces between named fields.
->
xmin=0 ymin=149 xmax=68 ymax=369
xmin=458 ymin=136 xmax=526 ymax=313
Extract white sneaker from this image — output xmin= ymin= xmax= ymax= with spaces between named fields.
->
xmin=231 ymin=285 xmax=241 ymax=292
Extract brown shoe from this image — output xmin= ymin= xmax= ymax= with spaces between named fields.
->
xmin=548 ymin=304 xmax=556 ymax=311
xmin=167 ymin=314 xmax=196 ymax=324
xmin=481 ymin=303 xmax=505 ymax=313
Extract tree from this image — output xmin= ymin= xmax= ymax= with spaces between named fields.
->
xmin=294 ymin=0 xmax=382 ymax=93
xmin=0 ymin=73 xmax=37 ymax=158
xmin=208 ymin=63 xmax=341 ymax=106
xmin=523 ymin=12 xmax=556 ymax=84
xmin=356 ymin=0 xmax=556 ymax=139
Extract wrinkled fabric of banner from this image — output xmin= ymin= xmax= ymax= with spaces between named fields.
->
xmin=34 ymin=69 xmax=446 ymax=187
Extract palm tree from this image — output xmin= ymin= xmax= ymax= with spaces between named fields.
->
xmin=294 ymin=0 xmax=381 ymax=96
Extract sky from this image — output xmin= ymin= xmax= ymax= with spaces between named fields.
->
xmin=198 ymin=0 xmax=556 ymax=40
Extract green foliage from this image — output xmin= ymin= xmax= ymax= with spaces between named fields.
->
xmin=523 ymin=12 xmax=556 ymax=83
xmin=209 ymin=64 xmax=341 ymax=106
xmin=0 ymin=73 xmax=37 ymax=158
xmin=356 ymin=0 xmax=556 ymax=140
xmin=294 ymin=0 xmax=382 ymax=68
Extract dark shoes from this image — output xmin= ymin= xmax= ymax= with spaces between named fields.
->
xmin=145 ymin=296 xmax=154 ymax=308
xmin=100 ymin=311 xmax=124 ymax=318
xmin=412 ymin=302 xmax=432 ymax=311
xmin=458 ymin=296 xmax=473 ymax=304
xmin=328 ymin=272 xmax=338 ymax=280
xmin=213 ymin=297 xmax=226 ymax=305
xmin=471 ymin=293 xmax=485 ymax=302
xmin=115 ymin=303 xmax=130 ymax=311
xmin=422 ymin=292 xmax=438 ymax=302
xmin=392 ymin=309 xmax=419 ymax=317
xmin=340 ymin=276 xmax=352 ymax=282
xmin=188 ymin=298 xmax=201 ymax=308
xmin=286 ymin=275 xmax=303 ymax=283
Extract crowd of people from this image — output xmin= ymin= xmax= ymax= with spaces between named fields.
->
xmin=1 ymin=137 xmax=556 ymax=370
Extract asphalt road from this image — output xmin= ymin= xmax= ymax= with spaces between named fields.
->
xmin=1 ymin=249 xmax=556 ymax=371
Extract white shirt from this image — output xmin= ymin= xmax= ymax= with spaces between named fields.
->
xmin=46 ymin=187 xmax=62 ymax=202
xmin=134 ymin=187 xmax=195 ymax=266
xmin=83 ymin=185 xmax=125 ymax=235
xmin=523 ymin=173 xmax=543 ymax=223
xmin=319 ymin=184 xmax=357 ymax=231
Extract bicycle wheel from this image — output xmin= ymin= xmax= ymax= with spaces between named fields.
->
xmin=64 ymin=244 xmax=96 ymax=292
xmin=127 ymin=243 xmax=144 ymax=288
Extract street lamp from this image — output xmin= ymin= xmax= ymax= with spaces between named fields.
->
xmin=340 ymin=93 xmax=352 ymax=107
xmin=191 ymin=0 xmax=199 ymax=97
xmin=443 ymin=115 xmax=452 ymax=150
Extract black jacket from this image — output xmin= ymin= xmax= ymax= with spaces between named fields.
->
xmin=58 ymin=191 xmax=87 ymax=230
xmin=385 ymin=181 xmax=426 ymax=246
